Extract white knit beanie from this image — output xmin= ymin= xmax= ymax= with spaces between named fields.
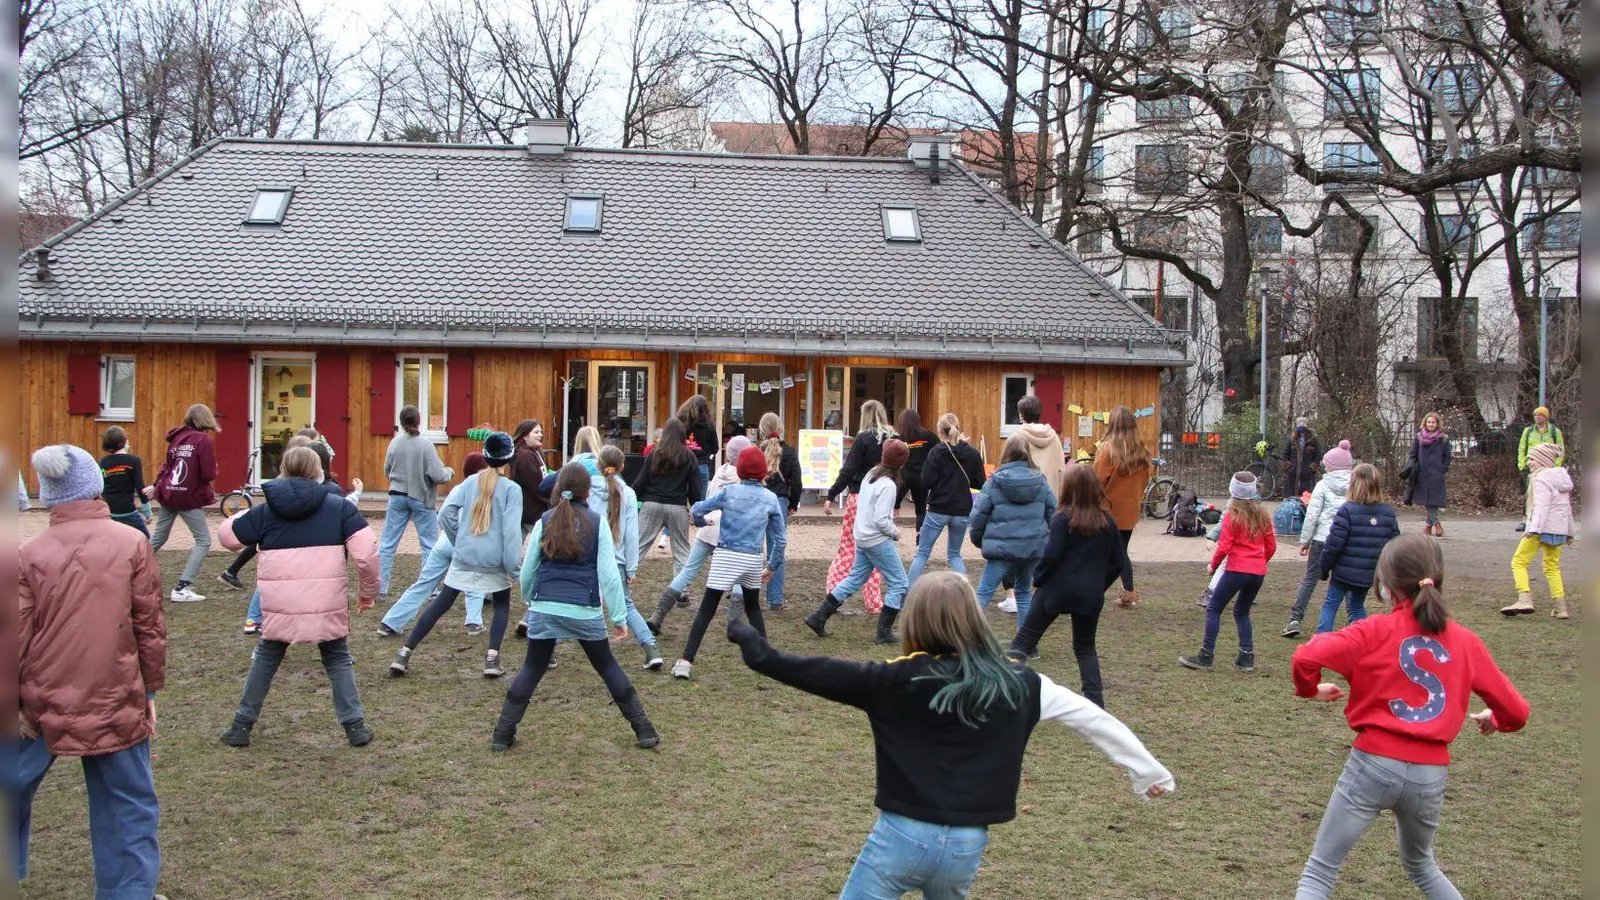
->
xmin=31 ymin=444 xmax=105 ymax=506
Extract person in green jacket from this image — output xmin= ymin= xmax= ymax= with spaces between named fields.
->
xmin=1516 ymin=406 xmax=1565 ymax=532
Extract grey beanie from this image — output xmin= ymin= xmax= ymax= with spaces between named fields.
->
xmin=31 ymin=444 xmax=105 ymax=506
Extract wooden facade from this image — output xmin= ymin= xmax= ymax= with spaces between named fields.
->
xmin=21 ymin=340 xmax=1161 ymax=494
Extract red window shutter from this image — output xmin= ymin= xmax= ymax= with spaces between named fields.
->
xmin=213 ymin=350 xmax=253 ymax=492
xmin=1033 ymin=374 xmax=1065 ymax=433
xmin=67 ymin=353 xmax=101 ymax=415
xmin=369 ymin=351 xmax=395 ymax=435
xmin=314 ymin=351 xmax=350 ymax=464
xmin=446 ymin=355 xmax=475 ymax=436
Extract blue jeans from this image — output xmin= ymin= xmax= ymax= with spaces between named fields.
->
xmin=907 ymin=512 xmax=969 ymax=585
xmin=234 ymin=637 xmax=365 ymax=727
xmin=9 ymin=738 xmax=161 ymax=898
xmin=378 ymin=494 xmax=439 ymax=596
xmin=669 ymin=540 xmax=716 ymax=595
xmin=619 ymin=565 xmax=654 ymax=648
xmin=839 ymin=811 xmax=989 ymax=900
xmin=1203 ymin=570 xmax=1264 ymax=655
xmin=380 ymin=543 xmax=483 ymax=632
xmin=976 ymin=558 xmax=1036 ymax=622
xmin=110 ymin=511 xmax=149 ymax=537
xmin=766 ymin=558 xmax=787 ymax=608
xmin=834 ymin=541 xmax=909 ymax=611
xmin=1317 ymin=582 xmax=1370 ymax=634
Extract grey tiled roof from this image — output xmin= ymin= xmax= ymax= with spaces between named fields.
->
xmin=19 ymin=139 xmax=1185 ymax=363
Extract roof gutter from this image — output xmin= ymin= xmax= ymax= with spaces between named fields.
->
xmin=20 ymin=319 xmax=1192 ymax=367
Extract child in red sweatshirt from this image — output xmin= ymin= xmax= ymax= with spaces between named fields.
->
xmin=1180 ymin=472 xmax=1277 ymax=672
xmin=1290 ymin=533 xmax=1529 ymax=900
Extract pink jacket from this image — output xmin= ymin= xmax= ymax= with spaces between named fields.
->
xmin=1526 ymin=466 xmax=1574 ymax=537
xmin=220 ymin=478 xmax=378 ymax=644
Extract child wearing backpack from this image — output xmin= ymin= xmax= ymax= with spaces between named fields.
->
xmin=1317 ymin=464 xmax=1400 ymax=634
xmin=98 ymin=426 xmax=153 ymax=536
xmin=1502 ymin=442 xmax=1573 ymax=619
xmin=1180 ymin=472 xmax=1276 ymax=672
xmin=1291 ymin=534 xmax=1528 ymax=899
xmin=1283 ymin=441 xmax=1354 ymax=638
xmin=969 ymin=433 xmax=1057 ymax=636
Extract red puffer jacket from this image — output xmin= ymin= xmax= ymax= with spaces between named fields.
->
xmin=19 ymin=500 xmax=167 ymax=756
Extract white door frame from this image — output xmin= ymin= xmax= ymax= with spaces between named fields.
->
xmin=251 ymin=351 xmax=318 ymax=483
xmin=586 ymin=359 xmax=656 ymax=451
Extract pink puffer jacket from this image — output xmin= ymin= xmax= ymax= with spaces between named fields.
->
xmin=220 ymin=478 xmax=378 ymax=644
xmin=1526 ymin=466 xmax=1574 ymax=537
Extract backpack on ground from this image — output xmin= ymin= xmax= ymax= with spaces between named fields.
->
xmin=1274 ymin=497 xmax=1306 ymax=536
xmin=1167 ymin=487 xmax=1204 ymax=537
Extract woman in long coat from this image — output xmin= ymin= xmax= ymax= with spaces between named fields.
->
xmin=1281 ymin=420 xmax=1323 ymax=498
xmin=1405 ymin=411 xmax=1451 ymax=537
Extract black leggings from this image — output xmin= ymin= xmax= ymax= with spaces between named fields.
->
xmin=507 ymin=638 xmax=632 ymax=704
xmin=681 ymin=587 xmax=765 ymax=663
xmin=895 ymin=475 xmax=928 ymax=535
xmin=1118 ymin=529 xmax=1135 ymax=592
xmin=227 ymin=544 xmax=259 ymax=576
xmin=1011 ymin=604 xmax=1104 ymax=709
xmin=406 ymin=586 xmax=511 ymax=652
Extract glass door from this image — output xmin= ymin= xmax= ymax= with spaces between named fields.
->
xmin=695 ymin=362 xmax=784 ymax=449
xmin=822 ymin=364 xmax=916 ymax=433
xmin=588 ymin=361 xmax=652 ymax=454
xmin=255 ymin=354 xmax=316 ymax=481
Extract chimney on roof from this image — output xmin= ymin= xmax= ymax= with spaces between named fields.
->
xmin=906 ymin=134 xmax=957 ymax=184
xmin=33 ymin=247 xmax=51 ymax=281
xmin=523 ymin=118 xmax=573 ymax=156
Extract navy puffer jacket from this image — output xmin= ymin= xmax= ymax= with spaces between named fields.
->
xmin=968 ymin=461 xmax=1056 ymax=561
xmin=1319 ymin=502 xmax=1400 ymax=589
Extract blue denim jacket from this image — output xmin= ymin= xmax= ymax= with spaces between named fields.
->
xmin=691 ymin=479 xmax=787 ymax=570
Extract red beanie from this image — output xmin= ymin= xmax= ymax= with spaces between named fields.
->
xmin=462 ymin=451 xmax=488 ymax=477
xmin=736 ymin=446 xmax=769 ymax=481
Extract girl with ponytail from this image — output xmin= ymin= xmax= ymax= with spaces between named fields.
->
xmin=1290 ymin=533 xmax=1530 ymax=899
xmin=907 ymin=412 xmax=987 ymax=586
xmin=492 ymin=463 xmax=660 ymax=751
xmin=729 ymin=571 xmax=1172 ymax=897
xmin=592 ymin=445 xmax=662 ymax=671
xmin=389 ymin=432 xmax=523 ymax=680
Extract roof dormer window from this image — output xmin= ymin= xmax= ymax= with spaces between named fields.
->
xmin=565 ymin=195 xmax=603 ymax=232
xmin=245 ymin=188 xmax=293 ymax=224
xmin=882 ymin=205 xmax=921 ymax=242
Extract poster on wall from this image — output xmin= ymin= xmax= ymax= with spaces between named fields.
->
xmin=797 ymin=429 xmax=843 ymax=491
xmin=1078 ymin=415 xmax=1095 ymax=438
xmin=730 ymin=374 xmax=746 ymax=413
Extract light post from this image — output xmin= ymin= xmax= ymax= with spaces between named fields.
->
xmin=1257 ymin=269 xmax=1272 ymax=438
xmin=1539 ymin=285 xmax=1558 ymax=407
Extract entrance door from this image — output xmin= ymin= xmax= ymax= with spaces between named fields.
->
xmin=821 ymin=364 xmax=916 ymax=433
xmin=696 ymin=362 xmax=784 ymax=447
xmin=254 ymin=354 xmax=316 ymax=481
xmin=588 ymin=361 xmax=652 ymax=454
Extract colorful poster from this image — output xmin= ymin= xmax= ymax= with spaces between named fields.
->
xmin=684 ymin=368 xmax=696 ymax=381
xmin=1077 ymin=415 xmax=1094 ymax=437
xmin=798 ymin=429 xmax=843 ymax=490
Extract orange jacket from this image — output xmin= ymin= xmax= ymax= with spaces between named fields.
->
xmin=1092 ymin=448 xmax=1151 ymax=531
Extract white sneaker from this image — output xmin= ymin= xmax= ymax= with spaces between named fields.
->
xmin=671 ymin=659 xmax=692 ymax=680
xmin=997 ymin=595 xmax=1018 ymax=614
xmin=656 ymin=534 xmax=670 ymax=550
xmin=169 ymin=586 xmax=206 ymax=602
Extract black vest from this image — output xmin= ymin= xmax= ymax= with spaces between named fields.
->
xmin=530 ymin=507 xmax=603 ymax=608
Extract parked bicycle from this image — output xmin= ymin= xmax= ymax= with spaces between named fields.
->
xmin=1142 ymin=458 xmax=1181 ymax=520
xmin=218 ymin=447 xmax=262 ymax=518
xmin=1244 ymin=440 xmax=1280 ymax=500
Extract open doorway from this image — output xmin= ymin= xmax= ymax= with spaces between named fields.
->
xmin=254 ymin=354 xmax=316 ymax=481
xmin=821 ymin=364 xmax=915 ymax=433
xmin=697 ymin=362 xmax=783 ymax=447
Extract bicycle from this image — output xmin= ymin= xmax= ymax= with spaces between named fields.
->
xmin=1244 ymin=440 xmax=1280 ymax=500
xmin=1142 ymin=458 xmax=1182 ymax=520
xmin=219 ymin=447 xmax=263 ymax=518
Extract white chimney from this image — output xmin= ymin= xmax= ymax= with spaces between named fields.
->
xmin=524 ymin=119 xmax=572 ymax=156
xmin=906 ymin=133 xmax=958 ymax=169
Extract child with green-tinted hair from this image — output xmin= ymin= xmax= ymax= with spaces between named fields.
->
xmin=727 ymin=571 xmax=1174 ymax=899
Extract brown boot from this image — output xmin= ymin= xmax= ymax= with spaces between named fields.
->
xmin=1501 ymin=592 xmax=1536 ymax=616
xmin=1432 ymin=523 xmax=1444 ymax=538
xmin=1551 ymin=596 xmax=1569 ymax=619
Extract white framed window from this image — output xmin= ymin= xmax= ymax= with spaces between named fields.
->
xmin=245 ymin=187 xmax=293 ymax=224
xmin=565 ymin=195 xmax=603 ymax=232
xmin=1000 ymin=373 xmax=1034 ymax=437
xmin=882 ymin=206 xmax=922 ymax=242
xmin=398 ymin=355 xmax=449 ymax=442
xmin=100 ymin=355 xmax=136 ymax=420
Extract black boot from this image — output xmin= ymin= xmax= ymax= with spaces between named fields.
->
xmin=492 ymin=694 xmax=532 ymax=752
xmin=615 ymin=688 xmax=660 ymax=749
xmin=1178 ymin=649 xmax=1215 ymax=671
xmin=804 ymin=594 xmax=843 ymax=637
xmin=220 ymin=716 xmax=253 ymax=747
xmin=647 ymin=588 xmax=681 ymax=635
xmin=874 ymin=607 xmax=899 ymax=645
xmin=343 ymin=719 xmax=374 ymax=747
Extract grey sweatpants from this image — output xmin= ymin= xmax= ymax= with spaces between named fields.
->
xmin=1296 ymin=749 xmax=1460 ymax=900
xmin=1289 ymin=540 xmax=1325 ymax=624
xmin=636 ymin=502 xmax=692 ymax=577
xmin=150 ymin=506 xmax=211 ymax=584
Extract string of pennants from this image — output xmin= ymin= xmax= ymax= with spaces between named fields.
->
xmin=1067 ymin=403 xmax=1156 ymax=421
xmin=685 ymin=369 xmax=808 ymax=395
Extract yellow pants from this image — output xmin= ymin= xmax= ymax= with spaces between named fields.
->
xmin=1512 ymin=535 xmax=1564 ymax=598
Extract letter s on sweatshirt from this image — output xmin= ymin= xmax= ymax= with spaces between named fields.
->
xmin=1389 ymin=636 xmax=1451 ymax=724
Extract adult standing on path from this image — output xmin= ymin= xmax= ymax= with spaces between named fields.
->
xmin=16 ymin=443 xmax=167 ymax=898
xmin=148 ymin=403 xmax=220 ymax=602
xmin=1092 ymin=406 xmax=1149 ymax=608
xmin=823 ymin=400 xmax=894 ymax=614
xmin=1405 ymin=412 xmax=1451 ymax=537
xmin=1281 ymin=418 xmax=1324 ymax=500
xmin=378 ymin=405 xmax=454 ymax=599
xmin=1516 ymin=406 xmax=1565 ymax=532
xmin=508 ymin=419 xmax=551 ymax=537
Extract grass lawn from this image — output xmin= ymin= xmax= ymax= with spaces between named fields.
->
xmin=19 ymin=554 xmax=1580 ymax=899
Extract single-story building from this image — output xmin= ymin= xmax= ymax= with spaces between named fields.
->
xmin=18 ymin=122 xmax=1187 ymax=493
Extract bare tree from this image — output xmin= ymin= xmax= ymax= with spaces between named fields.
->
xmin=620 ymin=0 xmax=720 ymax=148
xmin=696 ymin=0 xmax=847 ymax=154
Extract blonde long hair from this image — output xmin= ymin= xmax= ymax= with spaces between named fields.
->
xmin=936 ymin=412 xmax=961 ymax=445
xmin=470 ymin=466 xmax=504 ymax=536
xmin=858 ymin=400 xmax=893 ymax=441
xmin=759 ymin=412 xmax=783 ymax=476
xmin=1100 ymin=406 xmax=1151 ymax=475
xmin=573 ymin=425 xmax=604 ymax=458
xmin=185 ymin=403 xmax=220 ymax=433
